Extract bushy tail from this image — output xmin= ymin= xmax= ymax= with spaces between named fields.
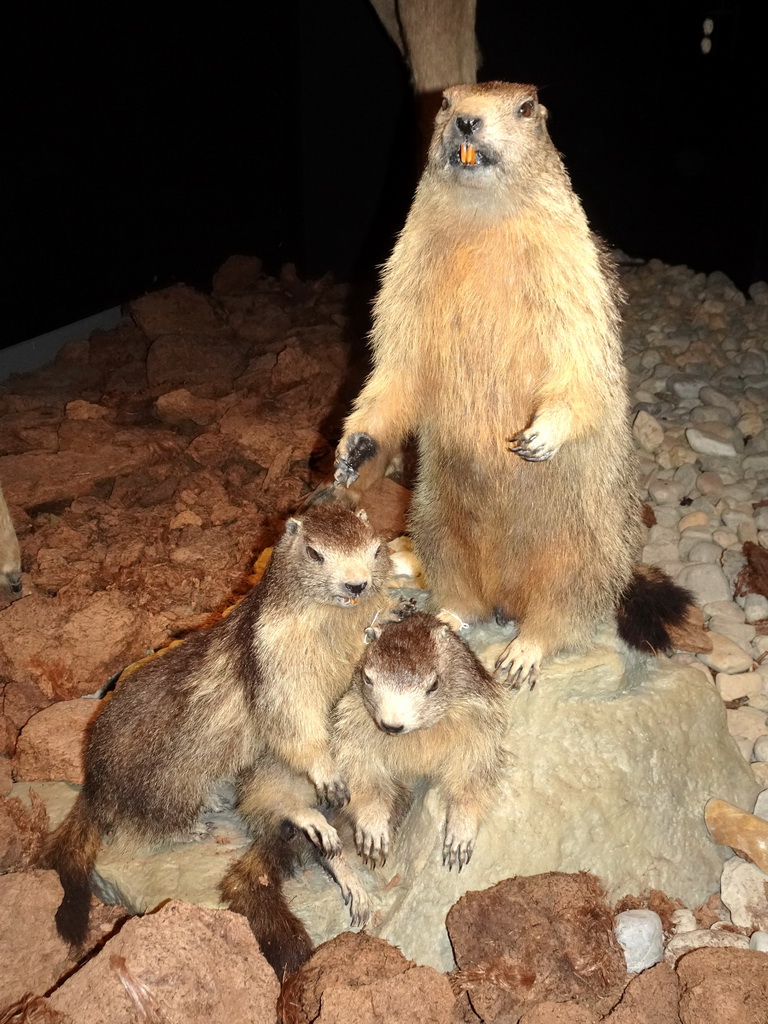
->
xmin=219 ymin=829 xmax=313 ymax=979
xmin=617 ymin=564 xmax=696 ymax=654
xmin=40 ymin=793 xmax=102 ymax=948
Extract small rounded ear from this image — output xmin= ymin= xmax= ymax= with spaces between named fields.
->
xmin=356 ymin=508 xmax=369 ymax=522
xmin=363 ymin=625 xmax=381 ymax=645
xmin=285 ymin=518 xmax=301 ymax=536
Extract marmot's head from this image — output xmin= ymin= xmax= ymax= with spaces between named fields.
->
xmin=425 ymin=82 xmax=562 ymax=205
xmin=280 ymin=504 xmax=390 ymax=608
xmin=356 ymin=612 xmax=486 ymax=734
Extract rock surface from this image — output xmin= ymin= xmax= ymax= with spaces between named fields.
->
xmin=675 ymin=947 xmax=768 ymax=1024
xmin=0 ymin=871 xmax=73 ymax=1007
xmin=446 ymin=873 xmax=627 ymax=1023
xmin=47 ymin=901 xmax=279 ymax=1024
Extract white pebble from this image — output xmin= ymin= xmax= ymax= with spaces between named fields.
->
xmin=749 ymin=931 xmax=768 ymax=952
xmin=745 ymin=594 xmax=768 ymax=624
xmin=727 ymin=706 xmax=768 ymax=756
xmin=648 ymin=479 xmax=685 ymax=504
xmin=670 ymin=908 xmax=698 ymax=935
xmin=686 ymin=427 xmax=738 ymax=457
xmin=613 ymin=910 xmax=664 ymax=973
xmin=716 ymin=671 xmax=764 ymax=704
xmin=664 ymin=928 xmax=750 ymax=964
xmin=720 ymin=858 xmax=768 ymax=931
xmin=632 ymin=410 xmax=665 ymax=453
xmin=712 ymin=527 xmax=738 ymax=547
xmin=678 ymin=564 xmax=731 ymax=607
xmin=754 ymin=790 xmax=768 ymax=820
xmin=754 ymin=735 xmax=768 ymax=762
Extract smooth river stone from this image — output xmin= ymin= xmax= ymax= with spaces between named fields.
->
xmin=705 ymin=798 xmax=768 ymax=872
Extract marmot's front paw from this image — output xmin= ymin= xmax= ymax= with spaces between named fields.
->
xmin=311 ymin=771 xmax=350 ymax=808
xmin=443 ymin=818 xmax=477 ymax=871
xmin=334 ymin=432 xmax=379 ymax=486
xmin=494 ymin=636 xmax=542 ymax=689
xmin=507 ymin=430 xmax=557 ymax=462
xmin=354 ymin=822 xmax=390 ymax=868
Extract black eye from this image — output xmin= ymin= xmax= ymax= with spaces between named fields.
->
xmin=374 ymin=545 xmax=381 ymax=557
xmin=427 ymin=676 xmax=439 ymax=694
xmin=362 ymin=670 xmax=373 ymax=687
xmin=306 ymin=545 xmax=324 ymax=563
xmin=518 ymin=100 xmax=535 ymax=118
xmin=440 ymin=96 xmax=450 ymax=111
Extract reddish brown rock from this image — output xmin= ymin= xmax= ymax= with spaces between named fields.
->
xmin=603 ymin=963 xmax=679 ymax=1023
xmin=14 ymin=699 xmax=96 ymax=783
xmin=146 ymin=335 xmax=247 ymax=392
xmin=0 ymin=789 xmax=48 ymax=871
xmin=0 ymin=436 xmax=172 ymax=508
xmin=271 ymin=345 xmax=322 ymax=394
xmin=676 ymin=947 xmax=768 ymax=1024
xmin=1 ymin=591 xmax=153 ymax=701
xmin=447 ymin=873 xmax=627 ymax=1024
xmin=281 ymin=931 xmax=416 ymax=1024
xmin=212 ymin=255 xmax=264 ymax=296
xmin=89 ymin=322 xmax=150 ymax=367
xmin=130 ymin=284 xmax=224 ymax=340
xmin=48 ymin=901 xmax=279 ymax=1024
xmin=519 ymin=1004 xmax=600 ymax=1024
xmin=317 ymin=966 xmax=456 ymax=1024
xmin=0 ymin=871 xmax=72 ymax=1007
xmin=155 ymin=388 xmax=219 ymax=426
xmin=0 ymin=756 xmax=12 ymax=796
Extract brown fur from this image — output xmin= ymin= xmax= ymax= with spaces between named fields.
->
xmin=42 ymin=503 xmax=391 ymax=976
xmin=0 ymin=481 xmax=22 ymax=598
xmin=337 ymin=82 xmax=645 ymax=682
xmin=332 ymin=612 xmax=509 ymax=869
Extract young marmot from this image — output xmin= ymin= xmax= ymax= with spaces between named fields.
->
xmin=335 ymin=82 xmax=693 ymax=686
xmin=0 ymin=481 xmax=22 ymax=599
xmin=332 ymin=612 xmax=509 ymax=870
xmin=44 ymin=503 xmax=391 ymax=976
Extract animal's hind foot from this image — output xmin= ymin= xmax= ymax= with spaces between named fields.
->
xmin=494 ymin=637 xmax=543 ymax=689
xmin=324 ymin=855 xmax=372 ymax=928
xmin=292 ymin=809 xmax=343 ymax=858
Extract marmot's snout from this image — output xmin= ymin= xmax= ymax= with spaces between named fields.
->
xmin=456 ymin=115 xmax=482 ymax=136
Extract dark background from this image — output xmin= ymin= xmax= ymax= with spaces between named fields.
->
xmin=6 ymin=1 xmax=766 ymax=349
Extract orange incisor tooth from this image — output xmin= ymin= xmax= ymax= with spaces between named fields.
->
xmin=460 ymin=143 xmax=477 ymax=165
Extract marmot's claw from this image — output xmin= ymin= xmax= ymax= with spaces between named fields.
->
xmin=304 ymin=821 xmax=343 ymax=858
xmin=391 ymin=597 xmax=418 ymax=622
xmin=335 ymin=432 xmax=379 ymax=486
xmin=317 ymin=778 xmax=350 ymax=808
xmin=354 ymin=826 xmax=389 ymax=868
xmin=443 ymin=835 xmax=475 ymax=871
xmin=334 ymin=458 xmax=359 ymax=486
xmin=507 ymin=431 xmax=556 ymax=462
xmin=495 ymin=638 xmax=542 ymax=690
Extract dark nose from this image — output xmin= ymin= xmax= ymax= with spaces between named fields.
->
xmin=456 ymin=115 xmax=481 ymax=136
xmin=380 ymin=722 xmax=404 ymax=735
xmin=345 ymin=581 xmax=368 ymax=596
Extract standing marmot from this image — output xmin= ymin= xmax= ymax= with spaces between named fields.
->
xmin=44 ymin=503 xmax=391 ymax=976
xmin=332 ymin=611 xmax=509 ymax=870
xmin=0 ymin=481 xmax=22 ymax=599
xmin=335 ymin=81 xmax=692 ymax=685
